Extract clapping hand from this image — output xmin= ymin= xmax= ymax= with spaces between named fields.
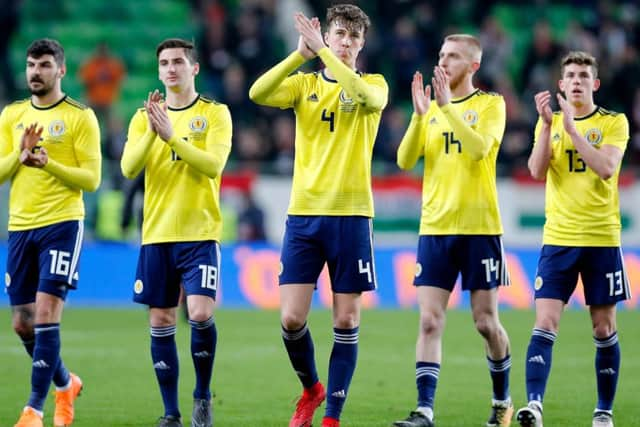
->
xmin=411 ymin=72 xmax=431 ymax=116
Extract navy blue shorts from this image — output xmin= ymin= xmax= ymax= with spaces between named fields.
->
xmin=133 ymin=241 xmax=220 ymax=308
xmin=414 ymin=235 xmax=510 ymax=291
xmin=534 ymin=245 xmax=630 ymax=305
xmin=6 ymin=220 xmax=84 ymax=305
xmin=279 ymin=215 xmax=377 ymax=293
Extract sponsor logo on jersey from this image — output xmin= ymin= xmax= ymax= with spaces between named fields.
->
xmin=307 ymin=93 xmax=319 ymax=102
xmin=5 ymin=272 xmax=10 ymax=287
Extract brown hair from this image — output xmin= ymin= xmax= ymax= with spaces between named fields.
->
xmin=561 ymin=51 xmax=598 ymax=78
xmin=156 ymin=38 xmax=197 ymax=64
xmin=326 ymin=4 xmax=371 ymax=34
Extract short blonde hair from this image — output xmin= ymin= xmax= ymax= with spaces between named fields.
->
xmin=444 ymin=34 xmax=482 ymax=62
xmin=561 ymin=51 xmax=598 ymax=78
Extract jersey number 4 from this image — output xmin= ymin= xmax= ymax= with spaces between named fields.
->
xmin=321 ymin=109 xmax=335 ymax=132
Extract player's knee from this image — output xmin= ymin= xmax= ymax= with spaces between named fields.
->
xmin=474 ymin=315 xmax=498 ymax=338
xmin=188 ymin=307 xmax=213 ymax=323
xmin=12 ymin=319 xmax=34 ymax=339
xmin=150 ymin=310 xmax=177 ymax=327
xmin=333 ymin=313 xmax=358 ymax=329
xmin=419 ymin=311 xmax=444 ymax=336
xmin=534 ymin=317 xmax=559 ymax=334
xmin=281 ymin=312 xmax=306 ymax=331
xmin=592 ymin=322 xmax=616 ymax=339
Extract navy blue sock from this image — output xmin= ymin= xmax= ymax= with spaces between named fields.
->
xmin=595 ymin=332 xmax=620 ymax=411
xmin=190 ymin=317 xmax=217 ymax=400
xmin=525 ymin=328 xmax=556 ymax=404
xmin=28 ymin=324 xmax=61 ymax=411
xmin=22 ymin=337 xmax=70 ymax=388
xmin=282 ymin=323 xmax=319 ymax=389
xmin=416 ymin=361 xmax=440 ymax=409
xmin=151 ymin=325 xmax=180 ymax=418
xmin=325 ymin=327 xmax=359 ymax=420
xmin=487 ymin=354 xmax=511 ymax=401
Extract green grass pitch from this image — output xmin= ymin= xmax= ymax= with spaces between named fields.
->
xmin=0 ymin=308 xmax=638 ymax=426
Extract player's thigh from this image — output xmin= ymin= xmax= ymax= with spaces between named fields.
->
xmin=414 ymin=235 xmax=459 ymax=291
xmin=36 ymin=221 xmax=84 ymax=300
xmin=133 ymin=243 xmax=181 ymax=308
xmin=534 ymin=245 xmax=580 ymax=303
xmin=461 ymin=235 xmax=510 ymax=291
xmin=325 ymin=216 xmax=376 ymax=293
xmin=581 ymin=247 xmax=630 ymax=306
xmin=279 ymin=215 xmax=326 ymax=286
xmin=6 ymin=229 xmax=39 ymax=305
xmin=176 ymin=241 xmax=220 ymax=301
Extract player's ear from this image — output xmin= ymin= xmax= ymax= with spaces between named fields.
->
xmin=558 ymin=78 xmax=565 ymax=93
xmin=58 ymin=63 xmax=67 ymax=79
xmin=470 ymin=61 xmax=480 ymax=73
xmin=193 ymin=62 xmax=200 ymax=77
xmin=593 ymin=78 xmax=600 ymax=92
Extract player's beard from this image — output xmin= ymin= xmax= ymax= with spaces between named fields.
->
xmin=28 ymin=78 xmax=54 ymax=97
xmin=448 ymin=70 xmax=466 ymax=93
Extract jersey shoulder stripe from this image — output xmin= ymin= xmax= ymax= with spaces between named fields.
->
xmin=7 ymin=98 xmax=30 ymax=107
xmin=597 ymin=107 xmax=620 ymax=117
xmin=199 ymin=95 xmax=218 ymax=104
xmin=64 ymin=97 xmax=88 ymax=110
xmin=477 ymin=89 xmax=502 ymax=97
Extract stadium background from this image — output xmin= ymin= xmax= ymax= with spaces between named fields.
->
xmin=0 ymin=0 xmax=638 ymax=308
xmin=0 ymin=2 xmax=639 ymax=427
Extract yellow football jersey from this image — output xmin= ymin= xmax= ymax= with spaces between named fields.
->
xmin=535 ymin=107 xmax=628 ymax=246
xmin=253 ymin=63 xmax=387 ymax=216
xmin=399 ymin=90 xmax=506 ymax=235
xmin=0 ymin=96 xmax=101 ymax=230
xmin=123 ymin=96 xmax=232 ymax=244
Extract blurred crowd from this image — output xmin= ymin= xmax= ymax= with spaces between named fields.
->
xmin=189 ymin=0 xmax=640 ymax=176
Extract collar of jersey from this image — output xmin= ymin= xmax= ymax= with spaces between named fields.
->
xmin=31 ymin=95 xmax=67 ymax=110
xmin=451 ymin=89 xmax=479 ymax=104
xmin=321 ymin=69 xmax=361 ymax=83
xmin=573 ymin=106 xmax=598 ymax=121
xmin=167 ymin=94 xmax=200 ymax=111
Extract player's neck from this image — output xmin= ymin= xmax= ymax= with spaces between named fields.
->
xmin=165 ymin=86 xmax=198 ymax=109
xmin=31 ymin=88 xmax=65 ymax=107
xmin=571 ymin=100 xmax=596 ymax=118
xmin=450 ymin=80 xmax=475 ymax=99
